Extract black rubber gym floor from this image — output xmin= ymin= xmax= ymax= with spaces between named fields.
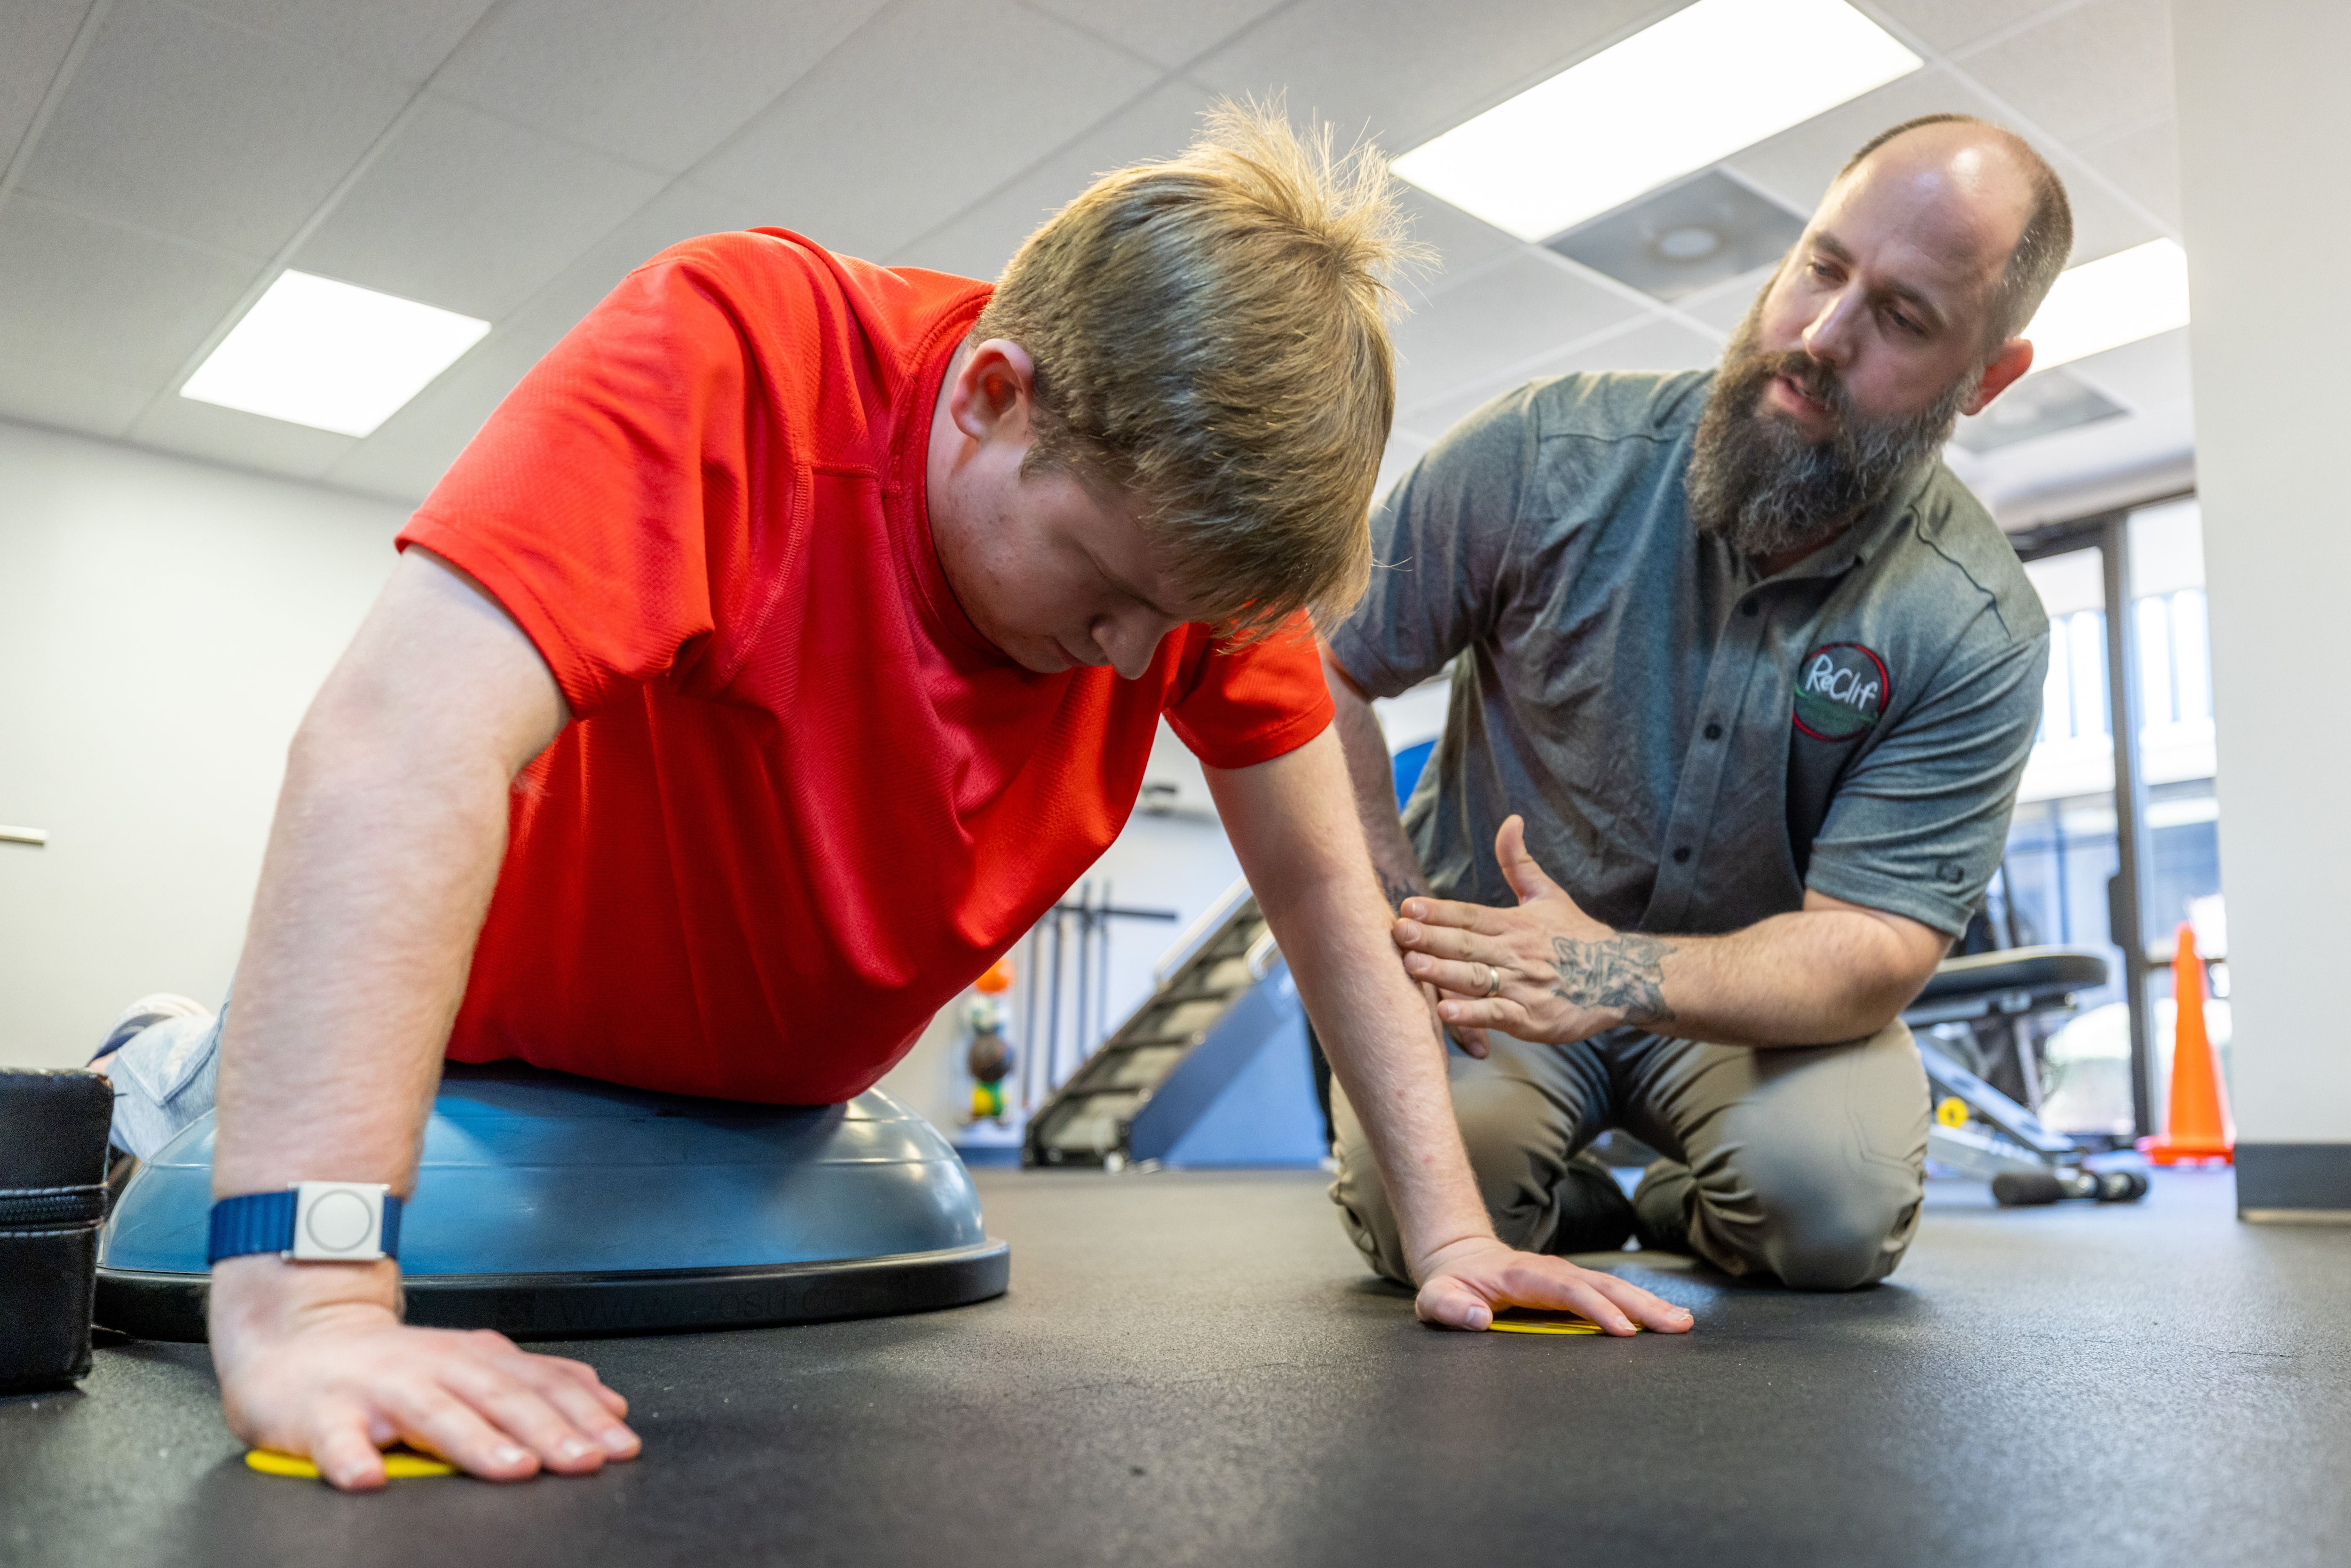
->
xmin=5 ymin=1167 xmax=2345 ymax=1568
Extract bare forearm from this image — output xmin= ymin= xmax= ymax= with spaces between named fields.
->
xmin=212 ymin=724 xmax=517 ymax=1198
xmin=212 ymin=550 xmax=567 ymax=1219
xmin=1556 ymin=907 xmax=1944 ymax=1047
xmin=1207 ymin=736 xmax=1492 ymax=1276
xmin=1318 ymin=641 xmax=1428 ymax=911
xmin=1400 ymin=821 xmax=1949 ymax=1051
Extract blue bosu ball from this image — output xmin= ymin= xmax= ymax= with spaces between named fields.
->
xmin=96 ymin=1062 xmax=1008 ymax=1341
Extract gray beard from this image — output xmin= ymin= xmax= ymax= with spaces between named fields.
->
xmin=1687 ymin=302 xmax=1979 ymax=559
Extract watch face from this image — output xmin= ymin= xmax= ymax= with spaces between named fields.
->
xmin=291 ymin=1181 xmax=387 ymax=1261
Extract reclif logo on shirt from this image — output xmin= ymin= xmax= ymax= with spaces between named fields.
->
xmin=1792 ymin=642 xmax=1890 ymax=741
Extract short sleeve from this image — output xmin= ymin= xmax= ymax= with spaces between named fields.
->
xmin=1804 ymin=633 xmax=2051 ymax=935
xmin=1321 ymin=386 xmax=1536 ymax=698
xmin=396 ymin=244 xmax=763 ymax=719
xmin=1163 ymin=615 xmax=1334 ymax=771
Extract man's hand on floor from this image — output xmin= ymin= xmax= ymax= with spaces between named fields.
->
xmin=1412 ymin=1236 xmax=1695 ymax=1336
xmin=210 ymin=1257 xmax=639 ymax=1490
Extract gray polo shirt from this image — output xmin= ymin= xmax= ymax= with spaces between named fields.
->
xmin=1328 ymin=370 xmax=2049 ymax=939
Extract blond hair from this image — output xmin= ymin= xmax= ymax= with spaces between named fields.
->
xmin=972 ymin=101 xmax=1417 ymax=638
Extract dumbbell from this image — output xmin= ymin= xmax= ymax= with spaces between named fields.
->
xmin=1991 ymin=1166 xmax=2150 ymax=1206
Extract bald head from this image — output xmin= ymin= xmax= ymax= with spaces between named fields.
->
xmin=1836 ymin=114 xmax=2073 ymax=349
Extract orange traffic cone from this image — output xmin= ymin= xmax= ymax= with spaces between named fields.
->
xmin=2138 ymin=922 xmax=2234 ymax=1165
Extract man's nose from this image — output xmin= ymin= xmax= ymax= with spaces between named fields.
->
xmin=1093 ymin=614 xmax=1170 ymax=681
xmin=1801 ymin=289 xmax=1860 ymax=367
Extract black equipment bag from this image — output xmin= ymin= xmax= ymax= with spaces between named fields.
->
xmin=0 ymin=1068 xmax=114 ymax=1392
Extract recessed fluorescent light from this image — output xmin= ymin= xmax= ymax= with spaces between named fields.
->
xmin=2022 ymin=240 xmax=2190 ymax=371
xmin=181 ymin=270 xmax=489 ymax=437
xmin=1393 ymin=0 xmax=1922 ymax=242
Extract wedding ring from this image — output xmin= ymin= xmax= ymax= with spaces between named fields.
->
xmin=1480 ymin=962 xmax=1502 ymax=998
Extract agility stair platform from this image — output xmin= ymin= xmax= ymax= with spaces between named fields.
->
xmin=95 ymin=1062 xmax=1008 ymax=1341
xmin=1024 ymin=880 xmax=1304 ymax=1168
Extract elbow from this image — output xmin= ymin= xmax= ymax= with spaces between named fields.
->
xmin=1854 ymin=960 xmax=1942 ymax=1040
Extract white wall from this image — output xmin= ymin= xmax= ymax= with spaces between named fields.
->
xmin=0 ymin=420 xmax=404 ymax=1069
xmin=2171 ymin=0 xmax=2351 ymax=1146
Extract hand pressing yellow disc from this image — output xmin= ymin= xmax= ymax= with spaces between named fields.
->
xmin=1488 ymin=1309 xmax=1635 ymax=1335
xmin=245 ymin=1447 xmax=456 ymax=1480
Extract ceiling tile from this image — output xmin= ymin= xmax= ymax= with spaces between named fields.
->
xmin=173 ymin=0 xmax=494 ymax=84
xmin=329 ymin=181 xmax=780 ymax=500
xmin=291 ymin=98 xmax=667 ymax=323
xmin=0 ymin=0 xmax=93 ymax=173
xmin=1865 ymin=0 xmax=2067 ymax=53
xmin=1953 ymin=0 xmax=2172 ymax=149
xmin=1193 ymin=0 xmax=1662 ymax=155
xmin=16 ymin=0 xmax=411 ymax=257
xmin=2076 ymin=114 xmax=2179 ymax=231
xmin=1720 ymin=61 xmax=2166 ymax=260
xmin=1391 ymin=187 xmax=1521 ymax=305
xmin=1721 ymin=64 xmax=2011 ymax=216
xmin=2059 ymin=163 xmax=2165 ymax=260
xmin=1676 ymin=262 xmax=1776 ymax=335
xmin=125 ymin=390 xmax=357 ymax=481
xmin=1389 ymin=252 xmax=1644 ymax=414
xmin=894 ymin=80 xmax=1215 ymax=280
xmin=1396 ymin=315 xmax=1719 ymax=444
xmin=321 ymin=324 xmax=541 ymax=501
xmin=691 ymin=0 xmax=1158 ymax=261
xmin=2062 ymin=325 xmax=2191 ymax=412
xmin=431 ymin=0 xmax=889 ymax=175
xmin=0 ymin=197 xmax=257 ymax=388
xmin=1022 ymin=0 xmax=1289 ymax=69
xmin=0 ymin=364 xmax=152 ymax=441
xmin=1964 ymin=395 xmax=2193 ymax=520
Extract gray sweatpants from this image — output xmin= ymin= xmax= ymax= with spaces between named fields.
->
xmin=1329 ymin=1020 xmax=1929 ymax=1292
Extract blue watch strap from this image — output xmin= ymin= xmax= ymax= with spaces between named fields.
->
xmin=207 ymin=1189 xmax=402 ymax=1263
xmin=207 ymin=1190 xmax=297 ymax=1262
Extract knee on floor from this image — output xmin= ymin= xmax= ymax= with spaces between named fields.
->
xmin=1734 ymin=1153 xmax=1915 ymax=1292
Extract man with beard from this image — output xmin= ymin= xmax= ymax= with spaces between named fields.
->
xmin=1318 ymin=115 xmax=2064 ymax=1291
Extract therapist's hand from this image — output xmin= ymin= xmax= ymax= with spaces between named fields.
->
xmin=1413 ymin=1235 xmax=1695 ymax=1334
xmin=1391 ymin=815 xmax=1679 ymax=1046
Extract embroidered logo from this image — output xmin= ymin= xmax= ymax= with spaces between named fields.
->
xmin=1792 ymin=642 xmax=1890 ymax=741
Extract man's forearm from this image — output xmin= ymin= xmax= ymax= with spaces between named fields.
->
xmin=1207 ymin=736 xmax=1494 ymax=1277
xmin=1318 ymin=641 xmax=1430 ymax=911
xmin=212 ymin=717 xmax=518 ymax=1202
xmin=213 ymin=554 xmax=565 ymax=1206
xmin=1557 ymin=902 xmax=1945 ymax=1047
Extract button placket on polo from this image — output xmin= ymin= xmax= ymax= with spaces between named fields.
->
xmin=1645 ymin=588 xmax=1769 ymax=928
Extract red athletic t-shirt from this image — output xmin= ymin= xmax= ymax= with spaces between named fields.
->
xmin=397 ymin=230 xmax=1333 ymax=1104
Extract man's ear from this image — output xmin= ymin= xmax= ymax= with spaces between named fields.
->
xmin=1962 ymin=337 xmax=2036 ymax=418
xmin=947 ymin=338 xmax=1039 ymax=445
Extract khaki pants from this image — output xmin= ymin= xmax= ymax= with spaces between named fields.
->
xmin=1329 ymin=1021 xmax=1929 ymax=1292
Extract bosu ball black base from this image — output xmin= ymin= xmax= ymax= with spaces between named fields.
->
xmin=95 ymin=1061 xmax=1009 ymax=1342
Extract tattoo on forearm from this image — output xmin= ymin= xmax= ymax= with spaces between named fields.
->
xmin=1551 ymin=934 xmax=1676 ymax=1024
xmin=1380 ymin=873 xmax=1419 ymax=913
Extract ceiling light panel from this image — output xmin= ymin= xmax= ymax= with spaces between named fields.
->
xmin=180 ymin=270 xmax=490 ymax=437
xmin=2023 ymin=240 xmax=2190 ymax=371
xmin=1546 ymin=168 xmax=1806 ymax=301
xmin=1393 ymin=0 xmax=1922 ymax=243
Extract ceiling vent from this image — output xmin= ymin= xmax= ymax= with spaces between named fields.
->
xmin=1546 ymin=169 xmax=1804 ymax=302
xmin=1952 ymin=369 xmax=2128 ymax=453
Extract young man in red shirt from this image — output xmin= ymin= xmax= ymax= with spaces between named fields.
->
xmin=98 ymin=108 xmax=1689 ymax=1490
